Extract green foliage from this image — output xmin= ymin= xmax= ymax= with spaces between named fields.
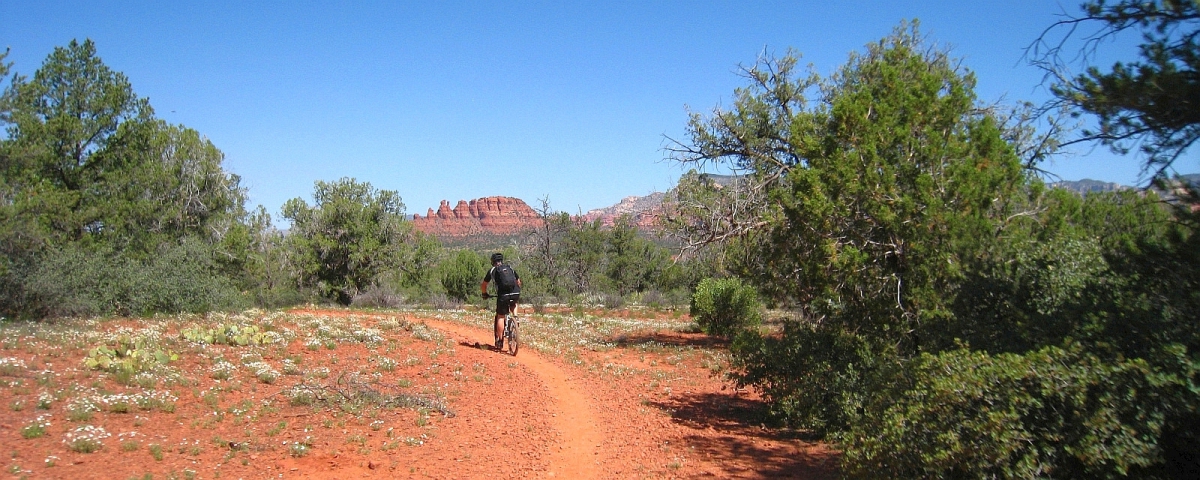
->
xmin=605 ymin=216 xmax=674 ymax=295
xmin=25 ymin=239 xmax=245 ymax=317
xmin=0 ymin=48 xmax=8 ymax=88
xmin=439 ymin=249 xmax=488 ymax=302
xmin=674 ymin=20 xmax=1200 ymax=478
xmin=841 ymin=345 xmax=1197 ymax=479
xmin=0 ymin=39 xmax=258 ymax=318
xmin=775 ymin=26 xmax=1023 ymax=342
xmin=1 ymin=40 xmax=247 ymax=249
xmin=951 ymin=188 xmax=1188 ymax=355
xmin=234 ymin=207 xmax=307 ymax=308
xmin=730 ymin=322 xmax=890 ymax=435
xmin=668 ymin=22 xmax=1026 ymax=343
xmin=180 ymin=324 xmax=272 ymax=346
xmin=21 ymin=423 xmax=46 ymax=439
xmin=1 ymin=40 xmax=152 ymax=236
xmin=83 ymin=335 xmax=177 ymax=376
xmin=148 ymin=443 xmax=163 ymax=461
xmin=672 ymin=20 xmax=1031 ymax=426
xmin=289 ymin=441 xmax=311 ymax=458
xmin=689 ymin=277 xmax=761 ymax=338
xmin=561 ymin=217 xmax=606 ymax=293
xmin=953 ymin=233 xmax=1108 ymax=353
xmin=1043 ymin=0 xmax=1200 ymax=180
xmin=520 ymin=200 xmax=681 ymax=304
xmin=283 ymin=178 xmax=438 ymax=305
xmin=522 ymin=201 xmax=570 ymax=300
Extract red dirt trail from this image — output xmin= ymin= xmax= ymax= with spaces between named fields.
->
xmin=0 ymin=309 xmax=838 ymax=479
xmin=424 ymin=319 xmax=601 ymax=479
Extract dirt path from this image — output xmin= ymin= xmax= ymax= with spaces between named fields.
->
xmin=415 ymin=314 xmax=840 ymax=478
xmin=0 ymin=308 xmax=839 ymax=479
xmin=424 ymin=319 xmax=601 ymax=479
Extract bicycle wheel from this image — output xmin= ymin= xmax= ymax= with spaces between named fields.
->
xmin=506 ymin=316 xmax=519 ymax=356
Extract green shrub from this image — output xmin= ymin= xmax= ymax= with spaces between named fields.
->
xmin=350 ymin=284 xmax=405 ymax=308
xmin=439 ymin=250 xmax=489 ymax=303
xmin=27 ymin=239 xmax=245 ymax=317
xmin=600 ymin=293 xmax=625 ymax=309
xmin=83 ymin=342 xmax=177 ymax=376
xmin=21 ymin=421 xmax=47 ymax=439
xmin=690 ymin=277 xmax=762 ymax=337
xmin=839 ymin=345 xmax=1198 ymax=479
xmin=250 ymin=286 xmax=309 ymax=309
xmin=730 ymin=321 xmax=895 ymax=434
xmin=181 ymin=324 xmax=273 ymax=346
xmin=148 ymin=443 xmax=163 ymax=461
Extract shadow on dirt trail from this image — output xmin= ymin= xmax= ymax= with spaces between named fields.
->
xmin=607 ymin=331 xmax=730 ymax=349
xmin=650 ymin=392 xmax=838 ymax=479
xmin=423 ymin=313 xmax=839 ymax=478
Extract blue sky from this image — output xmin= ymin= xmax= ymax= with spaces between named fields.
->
xmin=4 ymin=1 xmax=1188 ymax=219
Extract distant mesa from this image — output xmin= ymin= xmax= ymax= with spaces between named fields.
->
xmin=412 ymin=196 xmax=539 ymax=237
xmin=1049 ymin=174 xmax=1200 ymax=196
xmin=1049 ymin=178 xmax=1130 ymax=194
xmin=579 ymin=192 xmax=665 ymax=229
xmin=413 ymin=176 xmax=1198 ymax=240
xmin=412 ymin=192 xmax=666 ymax=239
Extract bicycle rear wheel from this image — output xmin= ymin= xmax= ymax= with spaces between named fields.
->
xmin=505 ymin=316 xmax=519 ymax=356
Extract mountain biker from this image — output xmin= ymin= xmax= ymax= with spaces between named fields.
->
xmin=481 ymin=252 xmax=521 ymax=350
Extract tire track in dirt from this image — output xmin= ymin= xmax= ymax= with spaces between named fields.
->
xmin=423 ymin=319 xmax=601 ymax=479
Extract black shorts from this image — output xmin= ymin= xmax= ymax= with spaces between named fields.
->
xmin=495 ymin=294 xmax=519 ymax=315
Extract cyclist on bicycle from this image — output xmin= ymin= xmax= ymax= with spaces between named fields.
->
xmin=481 ymin=252 xmax=521 ymax=350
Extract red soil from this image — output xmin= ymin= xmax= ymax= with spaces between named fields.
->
xmin=0 ymin=309 xmax=838 ymax=479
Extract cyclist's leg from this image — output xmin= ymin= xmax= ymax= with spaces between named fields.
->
xmin=494 ymin=314 xmax=504 ymax=347
xmin=504 ymin=294 xmax=520 ymax=318
xmin=509 ymin=296 xmax=520 ymax=323
xmin=501 ymin=298 xmax=519 ymax=355
xmin=494 ymin=299 xmax=507 ymax=348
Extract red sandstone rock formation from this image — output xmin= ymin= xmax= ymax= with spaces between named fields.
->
xmin=579 ymin=192 xmax=664 ymax=229
xmin=412 ymin=196 xmax=539 ymax=237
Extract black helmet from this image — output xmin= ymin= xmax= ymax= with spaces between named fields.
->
xmin=491 ymin=252 xmax=504 ymax=264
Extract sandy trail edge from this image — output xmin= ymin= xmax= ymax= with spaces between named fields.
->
xmin=422 ymin=318 xmax=601 ymax=479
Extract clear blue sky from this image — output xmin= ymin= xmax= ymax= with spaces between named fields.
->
xmin=4 ymin=1 xmax=1189 ymax=219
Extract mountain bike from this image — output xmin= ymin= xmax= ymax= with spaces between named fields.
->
xmin=502 ymin=308 xmax=519 ymax=356
xmin=483 ymin=293 xmax=520 ymax=356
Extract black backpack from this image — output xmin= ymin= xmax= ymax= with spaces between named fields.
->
xmin=492 ymin=264 xmax=518 ymax=293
